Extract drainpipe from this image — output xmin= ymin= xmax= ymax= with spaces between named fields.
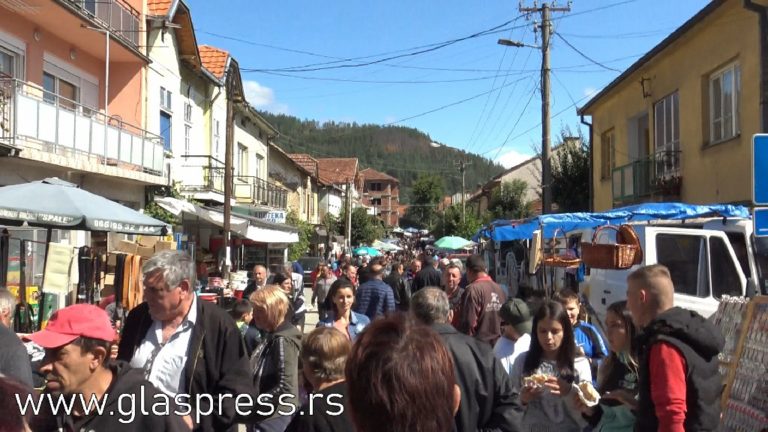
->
xmin=580 ymin=114 xmax=594 ymax=212
xmin=745 ymin=0 xmax=768 ymax=132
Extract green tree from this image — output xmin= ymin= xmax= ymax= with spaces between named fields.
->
xmin=143 ymin=182 xmax=189 ymax=225
xmin=286 ymin=210 xmax=314 ymax=261
xmin=406 ymin=174 xmax=444 ymax=228
xmin=551 ymin=127 xmax=591 ymax=212
xmin=336 ymin=207 xmax=384 ymax=246
xmin=489 ymin=179 xmax=532 ymax=220
xmin=435 ymin=205 xmax=483 ymax=239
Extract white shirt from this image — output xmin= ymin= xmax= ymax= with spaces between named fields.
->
xmin=494 ymin=333 xmax=531 ymax=375
xmin=130 ymin=295 xmax=197 ymax=396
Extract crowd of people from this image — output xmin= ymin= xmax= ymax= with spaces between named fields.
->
xmin=0 ymin=249 xmax=727 ymax=432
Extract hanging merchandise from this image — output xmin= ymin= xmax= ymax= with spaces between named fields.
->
xmin=541 ymin=228 xmax=581 ymax=268
xmin=719 ymin=296 xmax=768 ymax=431
xmin=77 ymin=246 xmax=93 ymax=304
xmin=127 ymin=254 xmax=143 ymax=312
xmin=92 ymin=253 xmax=103 ymax=304
xmin=712 ymin=296 xmax=749 ymax=377
xmin=580 ymin=225 xmax=640 ymax=269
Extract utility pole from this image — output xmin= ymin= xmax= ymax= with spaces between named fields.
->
xmin=346 ymin=180 xmax=353 ymax=251
xmin=223 ymin=60 xmax=242 ymax=279
xmin=454 ymin=160 xmax=471 ymax=223
xmin=518 ymin=1 xmax=570 ymax=214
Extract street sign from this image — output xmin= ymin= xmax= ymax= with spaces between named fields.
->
xmin=753 ymin=134 xmax=768 ymax=205
xmin=754 ymin=208 xmax=768 ymax=237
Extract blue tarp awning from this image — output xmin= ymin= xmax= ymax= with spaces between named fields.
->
xmin=474 ymin=203 xmax=750 ymax=242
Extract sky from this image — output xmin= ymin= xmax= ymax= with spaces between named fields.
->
xmin=186 ymin=0 xmax=709 ymax=168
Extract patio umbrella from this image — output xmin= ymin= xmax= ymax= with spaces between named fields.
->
xmin=0 ymin=178 xmax=168 ymax=235
xmin=0 ymin=178 xmax=169 ymax=330
xmin=434 ymin=236 xmax=474 ymax=250
xmin=353 ymin=246 xmax=381 ymax=257
xmin=372 ymin=240 xmax=401 ymax=252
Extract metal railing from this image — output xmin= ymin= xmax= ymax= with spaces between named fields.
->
xmin=179 ymin=155 xmax=225 ymax=193
xmin=0 ymin=77 xmax=165 ymax=176
xmin=178 ymin=158 xmax=288 ymax=209
xmin=61 ymin=0 xmax=140 ymax=48
xmin=612 ymin=150 xmax=682 ymax=202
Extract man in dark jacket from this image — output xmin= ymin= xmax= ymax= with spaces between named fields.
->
xmin=412 ymin=255 xmax=442 ymax=292
xmin=118 ymin=250 xmax=252 ymax=432
xmin=242 ymin=264 xmax=269 ymax=300
xmin=383 ymin=262 xmax=411 ymax=311
xmin=25 ymin=304 xmax=189 ymax=431
xmin=626 ymin=264 xmax=724 ymax=432
xmin=353 ymin=263 xmax=396 ymax=320
xmin=411 ymin=288 xmax=523 ymax=432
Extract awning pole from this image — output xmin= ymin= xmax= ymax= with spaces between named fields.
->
xmin=37 ymin=227 xmax=52 ymax=330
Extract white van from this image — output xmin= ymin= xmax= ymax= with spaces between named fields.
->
xmin=584 ymin=223 xmax=748 ymax=322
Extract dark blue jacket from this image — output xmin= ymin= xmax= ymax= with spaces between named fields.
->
xmin=353 ymin=279 xmax=396 ymax=320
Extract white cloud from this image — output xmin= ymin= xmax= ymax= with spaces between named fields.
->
xmin=496 ymin=148 xmax=535 ymax=169
xmin=243 ymin=80 xmax=288 ymax=114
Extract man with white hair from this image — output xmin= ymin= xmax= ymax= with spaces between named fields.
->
xmin=118 ymin=251 xmax=251 ymax=431
xmin=0 ymin=289 xmax=33 ymax=388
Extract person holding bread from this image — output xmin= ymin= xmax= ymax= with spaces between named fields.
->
xmin=510 ymin=300 xmax=591 ymax=432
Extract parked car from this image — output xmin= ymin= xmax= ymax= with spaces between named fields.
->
xmin=297 ymin=256 xmax=324 ymax=288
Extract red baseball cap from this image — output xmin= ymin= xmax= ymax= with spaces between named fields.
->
xmin=24 ymin=304 xmax=117 ymax=349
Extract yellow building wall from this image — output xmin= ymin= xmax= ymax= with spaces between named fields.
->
xmin=587 ymin=3 xmax=760 ymax=211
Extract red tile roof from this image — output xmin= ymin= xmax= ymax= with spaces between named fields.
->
xmin=317 ymin=158 xmax=358 ymax=185
xmin=199 ymin=45 xmax=229 ymax=80
xmin=147 ymin=0 xmax=172 ymax=16
xmin=288 ymin=154 xmax=318 ymax=177
xmin=360 ymin=167 xmax=399 ymax=183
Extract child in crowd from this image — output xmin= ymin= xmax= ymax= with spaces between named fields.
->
xmin=494 ymin=298 xmax=533 ymax=375
xmin=576 ymin=300 xmax=638 ymax=431
xmin=510 ymin=300 xmax=591 ymax=432
xmin=556 ymin=289 xmax=608 ymax=382
xmin=230 ymin=299 xmax=254 ymax=336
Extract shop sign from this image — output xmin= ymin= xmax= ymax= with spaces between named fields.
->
xmin=254 ymin=211 xmax=286 ymax=225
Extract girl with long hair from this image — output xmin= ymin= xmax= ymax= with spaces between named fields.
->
xmin=576 ymin=300 xmax=638 ymax=431
xmin=510 ymin=300 xmax=591 ymax=432
xmin=317 ymin=279 xmax=370 ymax=341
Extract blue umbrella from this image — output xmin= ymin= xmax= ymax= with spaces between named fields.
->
xmin=353 ymin=246 xmax=381 ymax=257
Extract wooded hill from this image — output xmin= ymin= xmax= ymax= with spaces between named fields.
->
xmin=259 ymin=112 xmax=505 ymax=204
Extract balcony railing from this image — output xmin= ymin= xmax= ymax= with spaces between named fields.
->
xmin=61 ymin=0 xmax=140 ymax=48
xmin=0 ymin=78 xmax=165 ymax=177
xmin=612 ymin=150 xmax=682 ymax=203
xmin=178 ymin=157 xmax=288 ymax=209
xmin=178 ymin=155 xmax=225 ymax=194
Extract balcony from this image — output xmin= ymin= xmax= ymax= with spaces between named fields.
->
xmin=59 ymin=0 xmax=141 ymax=49
xmin=612 ymin=150 xmax=682 ymax=203
xmin=0 ymin=78 xmax=165 ymax=179
xmin=178 ymin=156 xmax=288 ymax=210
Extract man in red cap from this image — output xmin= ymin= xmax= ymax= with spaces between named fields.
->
xmin=24 ymin=304 xmax=190 ymax=431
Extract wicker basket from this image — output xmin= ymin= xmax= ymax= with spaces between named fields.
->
xmin=542 ymin=228 xmax=582 ymax=268
xmin=581 ymin=225 xmax=639 ymax=269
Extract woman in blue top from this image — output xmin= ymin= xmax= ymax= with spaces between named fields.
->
xmin=317 ymin=278 xmax=370 ymax=341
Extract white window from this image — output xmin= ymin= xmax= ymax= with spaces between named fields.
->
xmin=237 ymin=144 xmax=247 ymax=177
xmin=184 ymin=102 xmax=192 ymax=123
xmin=0 ymin=31 xmax=26 ymax=79
xmin=0 ymin=48 xmax=17 ymax=78
xmin=709 ymin=63 xmax=740 ymax=143
xmin=184 ymin=125 xmax=192 ymax=155
xmin=653 ymin=92 xmax=680 ymax=178
xmin=160 ymin=86 xmax=172 ymax=111
xmin=255 ymin=154 xmax=264 ymax=179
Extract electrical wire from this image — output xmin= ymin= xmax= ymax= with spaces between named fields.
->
xmin=555 ymin=33 xmax=623 ymax=73
xmin=491 ymin=81 xmax=539 ymax=162
xmin=252 ymin=69 xmax=534 ymax=84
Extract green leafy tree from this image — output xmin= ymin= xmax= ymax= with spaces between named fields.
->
xmin=489 ymin=179 xmax=532 ymax=220
xmin=286 ymin=210 xmax=314 ymax=261
xmin=336 ymin=207 xmax=384 ymax=246
xmin=143 ymin=182 xmax=188 ymax=225
xmin=551 ymin=127 xmax=590 ymax=212
xmin=435 ymin=204 xmax=483 ymax=239
xmin=405 ymin=174 xmax=444 ymax=228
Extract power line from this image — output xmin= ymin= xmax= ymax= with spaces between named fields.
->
xmin=250 ymin=69 xmax=534 ymax=84
xmin=241 ymin=18 xmax=526 ymax=73
xmin=383 ymin=75 xmax=531 ymax=126
xmin=491 ymin=80 xmax=538 ymax=162
xmin=554 ymin=33 xmax=623 ymax=73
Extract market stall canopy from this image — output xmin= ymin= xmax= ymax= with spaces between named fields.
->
xmin=353 ymin=246 xmax=381 ymax=257
xmin=0 ymin=178 xmax=169 ymax=235
xmin=372 ymin=240 xmax=401 ymax=252
xmin=434 ymin=236 xmax=474 ymax=250
xmin=155 ymin=197 xmax=298 ymax=243
xmin=474 ymin=202 xmax=751 ymax=242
